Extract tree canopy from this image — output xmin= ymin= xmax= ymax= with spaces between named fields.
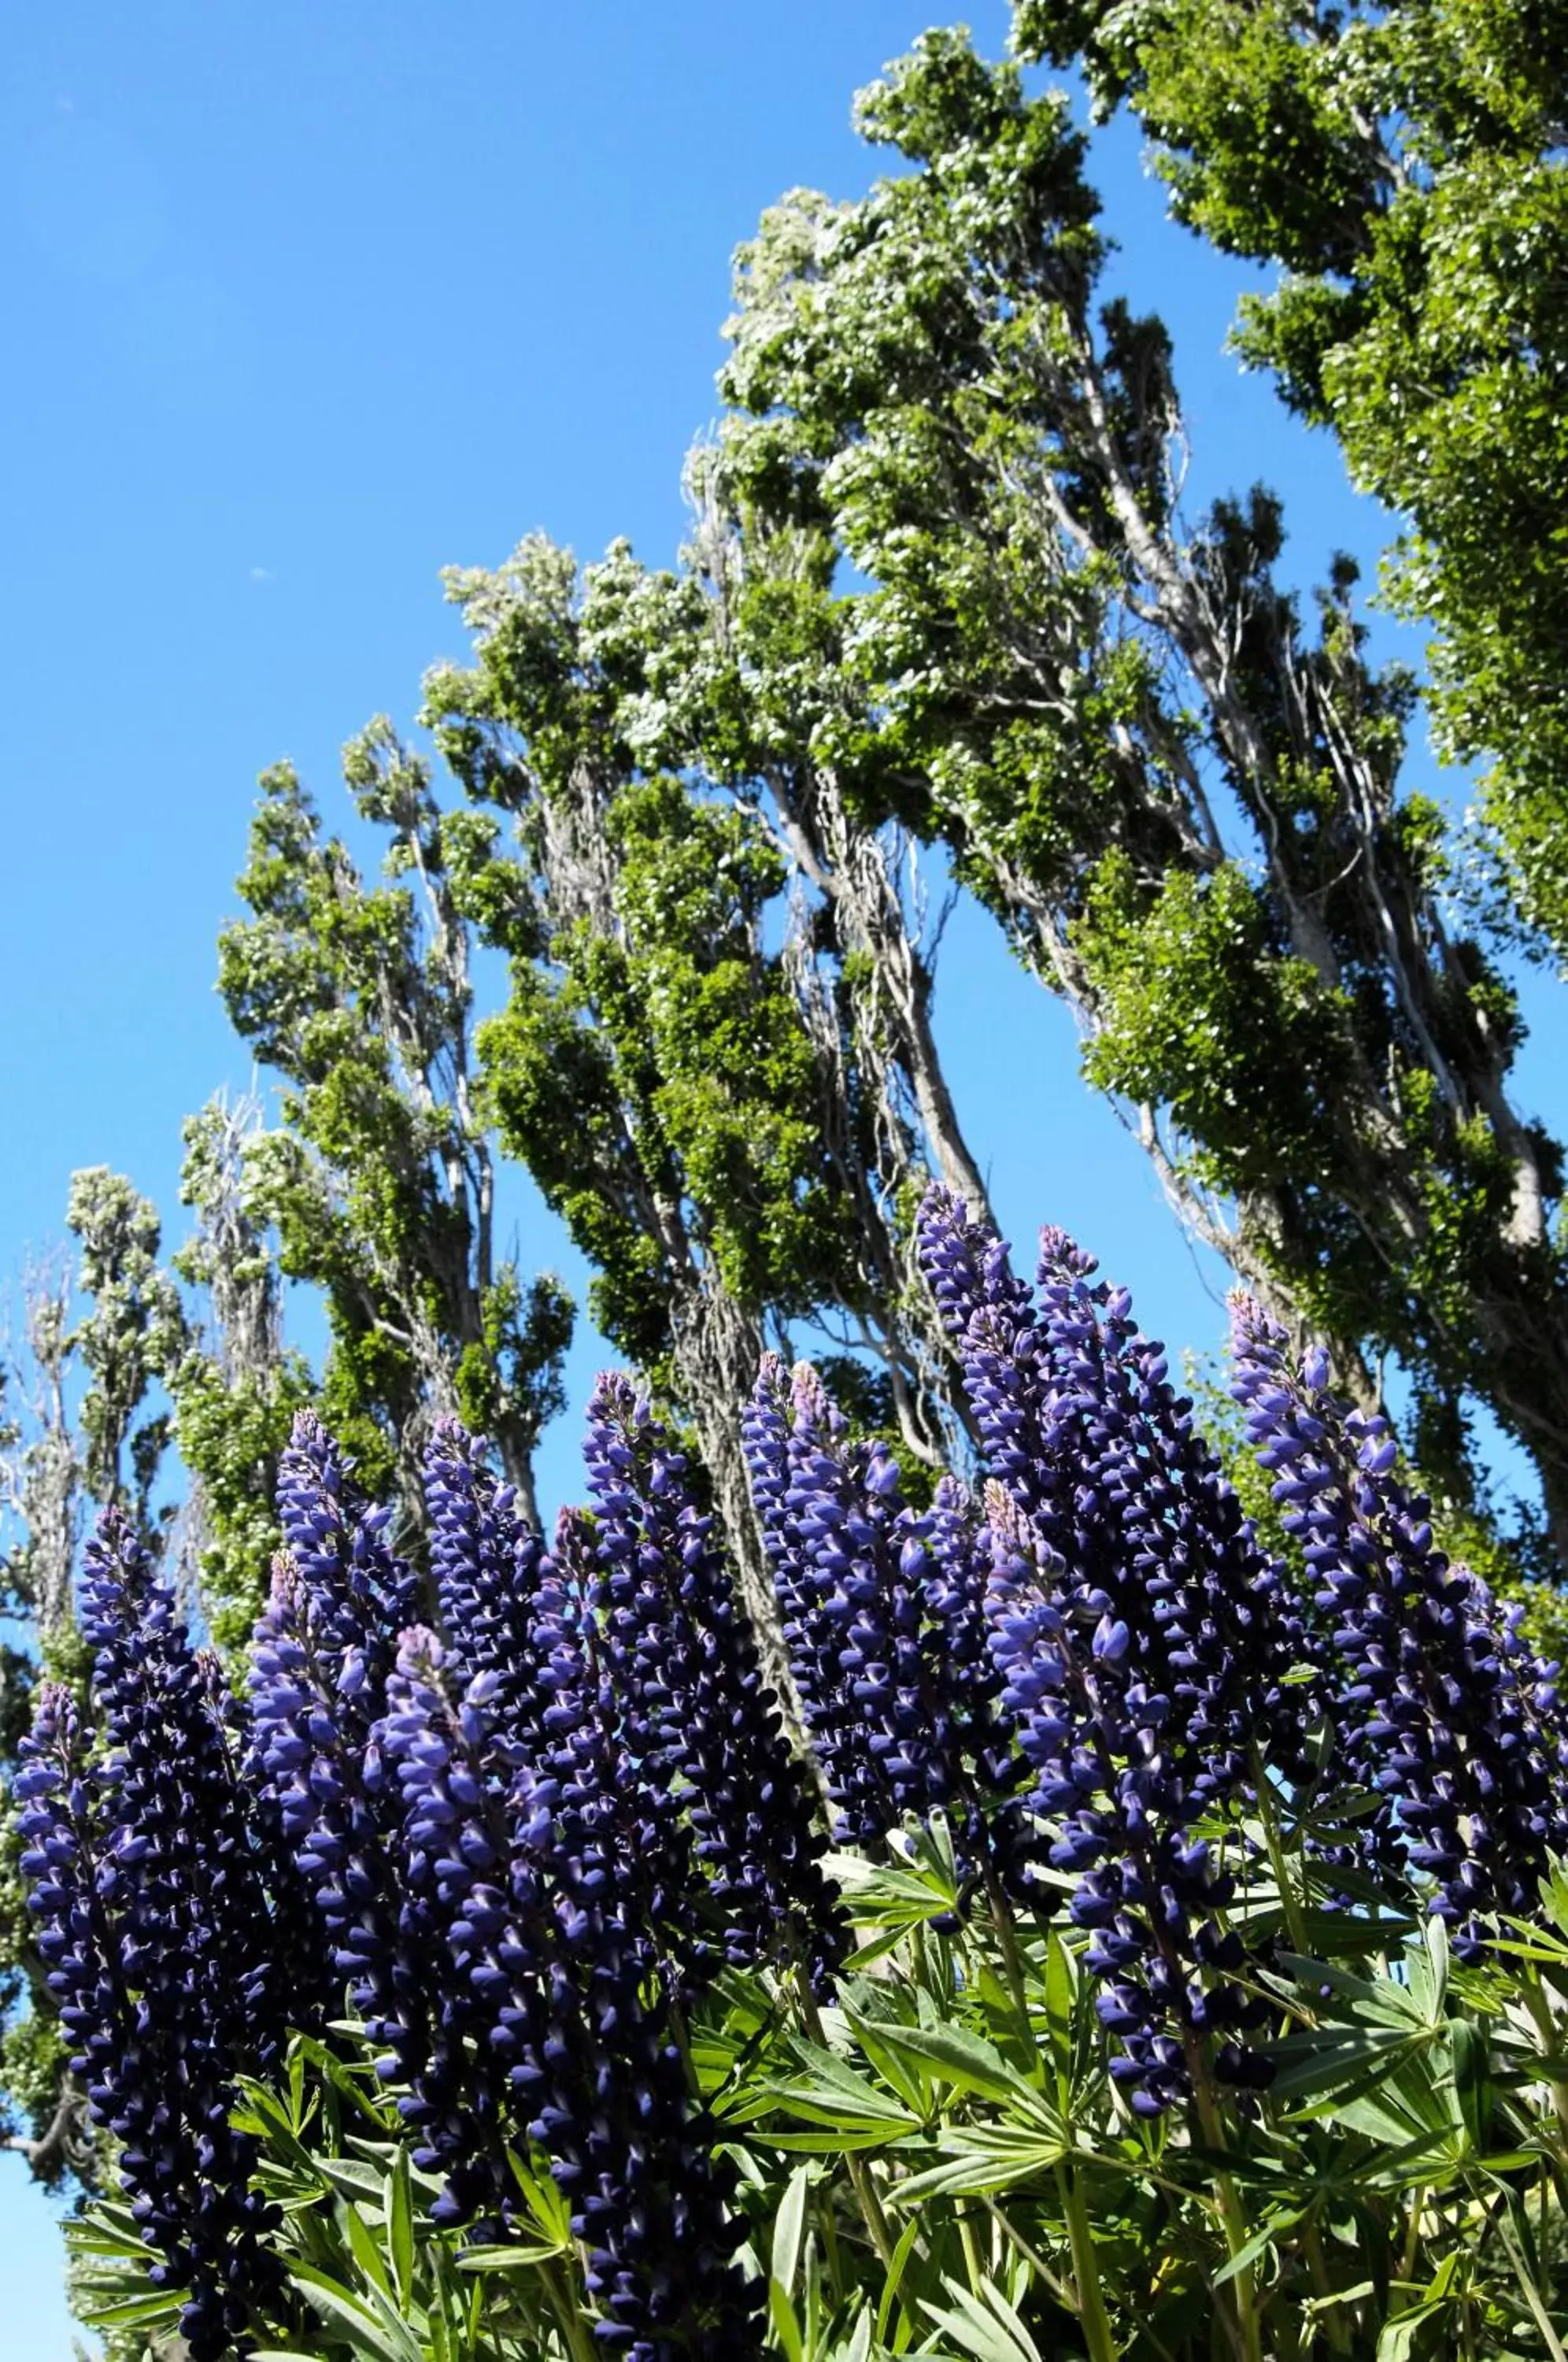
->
xmin=1014 ymin=0 xmax=1568 ymax=961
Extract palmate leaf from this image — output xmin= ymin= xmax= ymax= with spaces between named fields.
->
xmin=891 ymin=2130 xmax=1071 ymax=2205
xmin=76 ymin=2285 xmax=189 ymax=2334
xmin=742 ymin=2036 xmax=927 ymax=2148
xmin=856 ymin=2020 xmax=1046 ymax=2113
xmin=824 ymin=1842 xmax=963 ymax=1931
xmin=1275 ymin=1950 xmax=1437 ymax=2029
xmin=921 ymin=2275 xmax=1046 ymax=2362
xmin=289 ymin=2256 xmax=427 ymax=2362
xmin=1267 ymin=2025 xmax=1427 ymax=2106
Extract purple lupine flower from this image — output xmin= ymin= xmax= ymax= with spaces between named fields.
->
xmin=743 ymin=1355 xmax=1025 ymax=1895
xmin=424 ymin=1417 xmax=551 ymax=1746
xmin=582 ymin=1374 xmax=844 ymax=1983
xmin=248 ymin=1559 xmax=438 ymax=2096
xmin=380 ymin=1568 xmax=763 ymax=2359
xmin=533 ymin=1510 xmax=764 ymax=2359
xmin=275 ymin=1411 xmax=423 ymax=1641
xmin=248 ymin=1414 xmax=429 ymax=2080
xmin=20 ymin=1516 xmax=287 ymax=2359
xmin=1231 ymin=1295 xmax=1568 ymax=1957
xmin=919 ymin=1190 xmax=1299 ymax=2108
xmin=916 ymin=1190 xmax=1055 ymax=1527
xmin=375 ymin=1624 xmax=534 ymax=2227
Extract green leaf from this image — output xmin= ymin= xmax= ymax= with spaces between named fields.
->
xmin=923 ymin=2276 xmax=1044 ymax=2362
xmin=890 ymin=2125 xmax=1070 ymax=2205
xmin=1267 ymin=2026 xmax=1422 ymax=2106
xmin=770 ymin=2279 xmax=805 ymax=2362
xmin=1448 ymin=2019 xmax=1491 ymax=2152
xmin=842 ymin=2004 xmax=938 ymax=2117
xmin=455 ymin=2242 xmax=575 ymax=2271
xmin=505 ymin=2145 xmax=573 ymax=2249
xmin=876 ymin=2211 xmax=923 ymax=2348
xmin=864 ymin=2021 xmax=1034 ymax=2108
xmin=771 ymin=2160 xmax=812 ymax=2300
xmin=1377 ymin=2251 xmax=1460 ymax=2362
xmin=289 ymin=2259 xmax=424 ymax=2362
xmin=386 ymin=2149 xmax=415 ymax=2309
xmin=1212 ymin=2208 xmax=1304 ymax=2290
xmin=80 ymin=2290 xmax=188 ymax=2332
xmin=339 ymin=2196 xmax=395 ymax=2301
xmin=831 ymin=2305 xmax=875 ymax=2362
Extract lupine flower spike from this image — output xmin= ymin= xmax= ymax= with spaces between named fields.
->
xmin=743 ymin=1353 xmax=1027 ymax=1905
xmin=248 ymin=1414 xmax=431 ymax=2082
xmin=919 ymin=1189 xmax=1300 ymax=2108
xmin=584 ymin=1372 xmax=845 ymax=1984
xmin=1231 ymin=1294 xmax=1568 ymax=1956
xmin=20 ymin=1515 xmax=286 ymax=2358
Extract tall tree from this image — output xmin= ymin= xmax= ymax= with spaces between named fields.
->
xmin=215 ymin=727 xmax=575 ymax=1544
xmin=165 ymin=1094 xmax=316 ymax=1653
xmin=716 ymin=28 xmax=1568 ymax=1561
xmin=1012 ymin=0 xmax=1568 ymax=963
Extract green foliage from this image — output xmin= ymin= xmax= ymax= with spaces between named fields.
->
xmin=64 ymin=1171 xmax=187 ymax=1535
xmin=71 ymin=1809 xmax=1568 ymax=2361
xmin=1012 ymin=0 xmax=1568 ymax=964
xmin=1077 ymin=857 xmax=1350 ymax=1198
xmin=215 ymin=736 xmax=572 ymax=1538
xmin=425 ymin=536 xmax=941 ymax=1409
xmin=168 ymin=1349 xmax=316 ymax=1656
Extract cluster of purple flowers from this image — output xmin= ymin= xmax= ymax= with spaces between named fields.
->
xmin=17 ymin=1516 xmax=287 ymax=2360
xmin=24 ymin=1390 xmax=826 ymax=2356
xmin=1231 ymin=1296 xmax=1568 ymax=1957
xmin=583 ymin=1375 xmax=845 ymax=1984
xmin=742 ymin=1354 xmax=1025 ymax=1901
xmin=23 ymin=1183 xmax=1568 ymax=2347
xmin=381 ymin=1533 xmax=757 ymax=2356
xmin=247 ymin=1415 xmax=428 ymax=2075
xmin=915 ymin=1190 xmax=1302 ymax=2107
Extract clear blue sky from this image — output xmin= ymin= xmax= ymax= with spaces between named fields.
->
xmin=4 ymin=5 xmax=1564 ymax=2349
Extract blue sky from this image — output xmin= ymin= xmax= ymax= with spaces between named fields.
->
xmin=5 ymin=4 xmax=1565 ymax=2349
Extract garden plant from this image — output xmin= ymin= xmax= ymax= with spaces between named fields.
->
xmin=20 ymin=1188 xmax=1568 ymax=2361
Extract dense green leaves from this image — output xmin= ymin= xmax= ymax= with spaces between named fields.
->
xmin=214 ymin=733 xmax=572 ymax=1548
xmin=1013 ymin=0 xmax=1568 ymax=964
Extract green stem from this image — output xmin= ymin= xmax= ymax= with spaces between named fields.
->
xmin=847 ymin=2154 xmax=897 ymax=2271
xmin=1250 ymin=1744 xmax=1309 ymax=1959
xmin=819 ymin=2185 xmax=844 ymax=2309
xmin=1186 ymin=2047 xmax=1263 ymax=2362
xmin=539 ymin=2259 xmax=599 ymax=2362
xmin=956 ymin=2201 xmax=986 ymax=2297
xmin=793 ymin=1973 xmax=897 ymax=2271
xmin=1304 ymin=2216 xmax=1352 ymax=2356
xmin=1494 ymin=2200 xmax=1568 ymax=2362
xmin=979 ymin=2194 xmax=1074 ymax=2311
xmin=1055 ymin=2160 xmax=1120 ymax=2362
xmin=1400 ymin=2186 xmax=1426 ymax=2287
